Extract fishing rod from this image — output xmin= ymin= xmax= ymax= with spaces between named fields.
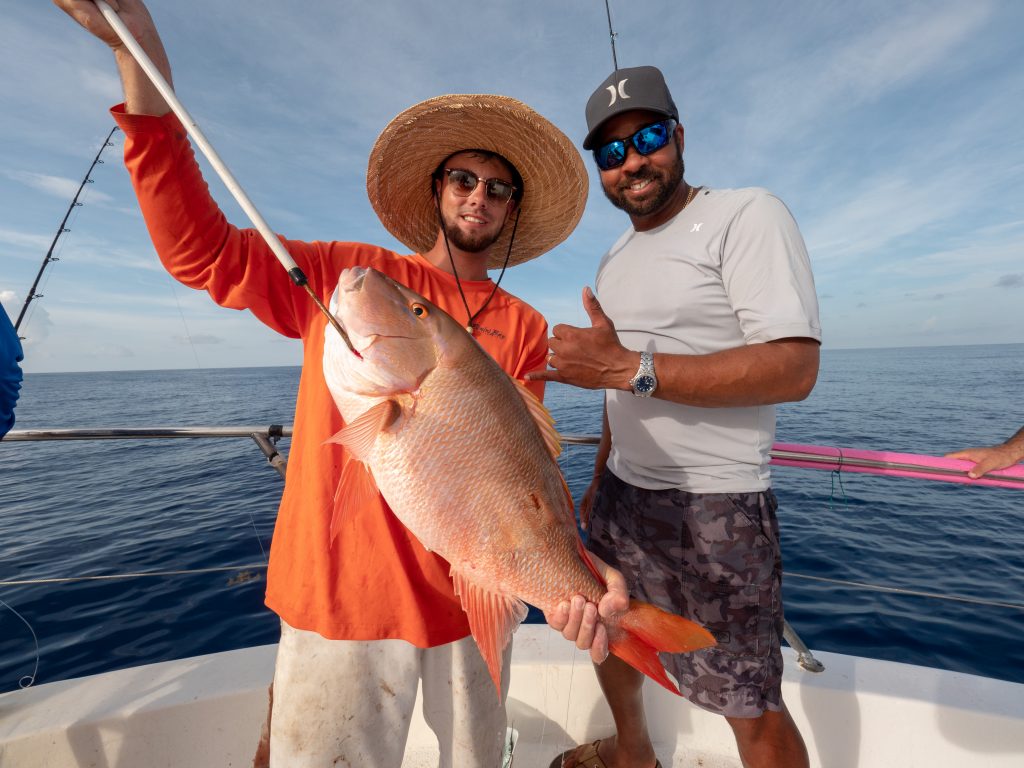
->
xmin=14 ymin=126 xmax=118 ymax=336
xmin=91 ymin=0 xmax=357 ymax=355
xmin=603 ymin=0 xmax=619 ymax=70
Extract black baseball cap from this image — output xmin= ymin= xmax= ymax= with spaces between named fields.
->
xmin=583 ymin=66 xmax=678 ymax=149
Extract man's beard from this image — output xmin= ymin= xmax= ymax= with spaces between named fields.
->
xmin=442 ymin=215 xmax=505 ymax=254
xmin=603 ymin=154 xmax=685 ymax=218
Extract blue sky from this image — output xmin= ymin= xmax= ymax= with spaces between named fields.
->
xmin=2 ymin=1 xmax=1022 ymax=373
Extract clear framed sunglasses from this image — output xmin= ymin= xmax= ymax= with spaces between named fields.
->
xmin=593 ymin=119 xmax=677 ymax=171
xmin=442 ymin=168 xmax=517 ymax=204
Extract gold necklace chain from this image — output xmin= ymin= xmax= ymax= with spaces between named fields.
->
xmin=683 ymin=183 xmax=699 ymax=209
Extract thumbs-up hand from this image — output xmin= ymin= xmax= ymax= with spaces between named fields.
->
xmin=527 ymin=287 xmax=635 ymax=390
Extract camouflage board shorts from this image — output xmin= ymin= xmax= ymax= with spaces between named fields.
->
xmin=589 ymin=470 xmax=784 ymax=718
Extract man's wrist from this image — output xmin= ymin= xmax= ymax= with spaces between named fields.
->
xmin=629 ymin=351 xmax=641 ymax=390
xmin=627 ymin=351 xmax=658 ymax=397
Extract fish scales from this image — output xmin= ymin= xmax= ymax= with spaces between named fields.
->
xmin=370 ymin=348 xmax=592 ymax=609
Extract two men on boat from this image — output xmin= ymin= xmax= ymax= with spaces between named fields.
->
xmin=53 ymin=1 xmax=624 ymax=766
xmin=533 ymin=65 xmax=822 ymax=768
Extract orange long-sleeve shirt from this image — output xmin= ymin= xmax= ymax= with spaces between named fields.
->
xmin=113 ymin=106 xmax=548 ymax=646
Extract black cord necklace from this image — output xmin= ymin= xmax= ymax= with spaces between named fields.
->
xmin=436 ymin=202 xmax=521 ymax=334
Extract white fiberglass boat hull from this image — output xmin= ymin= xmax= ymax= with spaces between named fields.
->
xmin=2 ymin=624 xmax=1022 ymax=767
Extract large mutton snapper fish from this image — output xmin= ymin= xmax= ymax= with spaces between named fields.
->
xmin=322 ymin=266 xmax=715 ymax=695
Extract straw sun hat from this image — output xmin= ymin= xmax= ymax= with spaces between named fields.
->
xmin=367 ymin=94 xmax=588 ymax=269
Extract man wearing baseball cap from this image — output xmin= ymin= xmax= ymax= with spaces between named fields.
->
xmin=535 ymin=64 xmax=820 ymax=768
xmin=54 ymin=1 xmax=628 ymax=766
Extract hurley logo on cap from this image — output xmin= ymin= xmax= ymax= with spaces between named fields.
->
xmin=583 ymin=65 xmax=679 ymax=150
xmin=606 ymin=78 xmax=631 ymax=105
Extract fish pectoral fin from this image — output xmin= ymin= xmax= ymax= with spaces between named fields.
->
xmin=325 ymin=399 xmax=400 ymax=461
xmin=328 ymin=455 xmax=380 ymax=546
xmin=450 ymin=569 xmax=528 ymax=698
xmin=512 ymin=378 xmax=562 ymax=460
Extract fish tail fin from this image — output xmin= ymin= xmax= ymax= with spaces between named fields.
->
xmin=609 ymin=599 xmax=717 ymax=696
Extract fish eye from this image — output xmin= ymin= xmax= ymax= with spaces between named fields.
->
xmin=411 ymin=303 xmax=428 ymax=317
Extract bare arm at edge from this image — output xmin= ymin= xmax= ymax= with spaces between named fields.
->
xmin=946 ymin=425 xmax=1024 ymax=478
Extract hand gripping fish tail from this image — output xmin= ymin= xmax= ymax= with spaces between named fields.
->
xmin=611 ymin=599 xmax=717 ymax=695
xmin=574 ymin=536 xmax=716 ymax=696
xmin=322 ymin=266 xmax=715 ymax=696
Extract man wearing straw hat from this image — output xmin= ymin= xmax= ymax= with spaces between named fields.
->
xmin=54 ymin=1 xmax=625 ymax=766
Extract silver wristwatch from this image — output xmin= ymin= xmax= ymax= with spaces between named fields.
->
xmin=629 ymin=351 xmax=658 ymax=397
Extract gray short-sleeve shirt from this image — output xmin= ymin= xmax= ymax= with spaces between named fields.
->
xmin=595 ymin=187 xmax=821 ymax=493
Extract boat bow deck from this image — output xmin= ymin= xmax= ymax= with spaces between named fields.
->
xmin=3 ymin=625 xmax=1023 ymax=767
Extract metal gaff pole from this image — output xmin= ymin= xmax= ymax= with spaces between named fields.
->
xmin=92 ymin=0 xmax=356 ymax=355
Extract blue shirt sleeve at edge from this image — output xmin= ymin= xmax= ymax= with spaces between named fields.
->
xmin=0 ymin=306 xmax=24 ymax=438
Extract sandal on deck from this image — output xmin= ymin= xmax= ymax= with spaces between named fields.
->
xmin=547 ymin=739 xmax=663 ymax=768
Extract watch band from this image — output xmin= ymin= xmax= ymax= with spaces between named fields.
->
xmin=629 ymin=351 xmax=658 ymax=397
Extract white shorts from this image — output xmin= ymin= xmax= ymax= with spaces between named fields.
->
xmin=268 ymin=620 xmax=510 ymax=768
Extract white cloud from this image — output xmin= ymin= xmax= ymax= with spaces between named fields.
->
xmin=173 ymin=334 xmax=223 ymax=346
xmin=3 ymin=0 xmax=1022 ymax=368
xmin=0 ymin=228 xmax=52 ymax=252
xmin=2 ymin=170 xmax=114 ymax=204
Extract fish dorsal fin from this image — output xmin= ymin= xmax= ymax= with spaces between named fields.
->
xmin=325 ymin=399 xmax=400 ymax=462
xmin=329 ymin=455 xmax=380 ymax=546
xmin=450 ymin=569 xmax=528 ymax=698
xmin=512 ymin=379 xmax=562 ymax=460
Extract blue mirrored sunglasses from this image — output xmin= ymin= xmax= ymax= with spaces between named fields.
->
xmin=593 ymin=119 xmax=677 ymax=171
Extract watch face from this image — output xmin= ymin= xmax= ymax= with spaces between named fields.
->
xmin=634 ymin=375 xmax=656 ymax=394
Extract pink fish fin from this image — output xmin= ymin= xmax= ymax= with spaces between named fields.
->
xmin=328 ymin=455 xmax=381 ymax=546
xmin=323 ymin=399 xmax=401 ymax=461
xmin=512 ymin=378 xmax=562 ymax=459
xmin=450 ymin=568 xmax=528 ymax=699
xmin=610 ymin=599 xmax=718 ymax=696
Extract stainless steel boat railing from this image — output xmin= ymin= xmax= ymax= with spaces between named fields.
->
xmin=21 ymin=424 xmax=957 ymax=674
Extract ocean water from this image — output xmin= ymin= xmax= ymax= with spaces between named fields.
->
xmin=1 ymin=344 xmax=1022 ymax=694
